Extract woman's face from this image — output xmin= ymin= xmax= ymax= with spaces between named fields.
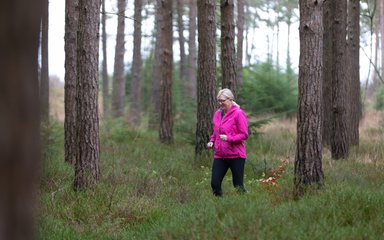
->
xmin=217 ymin=95 xmax=232 ymax=112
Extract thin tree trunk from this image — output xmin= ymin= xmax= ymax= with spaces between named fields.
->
xmin=101 ymin=0 xmax=109 ymax=116
xmin=294 ymin=0 xmax=324 ymax=198
xmin=274 ymin=0 xmax=280 ymax=69
xmin=236 ymin=0 xmax=245 ymax=87
xmin=0 ymin=1 xmax=42 ymax=238
xmin=195 ymin=0 xmax=217 ymax=157
xmin=74 ymin=0 xmax=101 ymax=191
xmin=149 ymin=0 xmax=162 ymax=130
xmin=176 ymin=0 xmax=187 ymax=88
xmin=130 ymin=0 xmax=142 ymax=126
xmin=347 ymin=0 xmax=361 ymax=146
xmin=64 ymin=0 xmax=79 ymax=165
xmin=186 ymin=0 xmax=197 ymax=98
xmin=40 ymin=0 xmax=49 ymax=122
xmin=159 ymin=0 xmax=173 ymax=144
xmin=330 ymin=0 xmax=349 ymax=160
xmin=381 ymin=0 xmax=384 ymax=80
xmin=221 ymin=0 xmax=237 ymax=97
xmin=111 ymin=0 xmax=127 ymax=118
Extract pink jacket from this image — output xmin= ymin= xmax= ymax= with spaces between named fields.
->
xmin=210 ymin=105 xmax=248 ymax=159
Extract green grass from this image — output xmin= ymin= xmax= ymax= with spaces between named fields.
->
xmin=38 ymin=119 xmax=384 ymax=239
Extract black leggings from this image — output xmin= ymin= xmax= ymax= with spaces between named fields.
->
xmin=211 ymin=158 xmax=246 ymax=197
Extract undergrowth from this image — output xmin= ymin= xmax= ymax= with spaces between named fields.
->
xmin=38 ymin=117 xmax=384 ymax=239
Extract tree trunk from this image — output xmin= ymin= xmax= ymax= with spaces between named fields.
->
xmin=176 ymin=0 xmax=187 ymax=89
xmin=220 ymin=0 xmax=237 ymax=97
xmin=149 ymin=0 xmax=162 ymax=130
xmin=274 ymin=0 xmax=280 ymax=69
xmin=159 ymin=0 xmax=174 ymax=144
xmin=0 ymin=1 xmax=42 ymax=238
xmin=347 ymin=0 xmax=361 ymax=146
xmin=111 ymin=0 xmax=127 ymax=118
xmin=381 ymin=0 xmax=384 ymax=80
xmin=74 ymin=0 xmax=101 ymax=191
xmin=64 ymin=0 xmax=79 ymax=165
xmin=101 ymin=0 xmax=109 ymax=116
xmin=294 ymin=0 xmax=324 ymax=198
xmin=186 ymin=0 xmax=197 ymax=99
xmin=195 ymin=0 xmax=217 ymax=157
xmin=130 ymin=0 xmax=142 ymax=126
xmin=40 ymin=0 xmax=49 ymax=122
xmin=322 ymin=0 xmax=332 ymax=146
xmin=236 ymin=0 xmax=245 ymax=87
xmin=330 ymin=0 xmax=349 ymax=160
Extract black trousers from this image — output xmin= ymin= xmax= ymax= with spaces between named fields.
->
xmin=210 ymin=158 xmax=246 ymax=197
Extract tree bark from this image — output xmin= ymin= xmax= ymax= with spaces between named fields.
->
xmin=195 ymin=0 xmax=217 ymax=157
xmin=294 ymin=0 xmax=324 ymax=197
xmin=0 ymin=1 xmax=42 ymax=238
xmin=130 ymin=0 xmax=142 ymax=126
xmin=322 ymin=0 xmax=332 ymax=146
xmin=187 ymin=0 xmax=197 ymax=99
xmin=74 ymin=0 xmax=101 ymax=191
xmin=101 ymin=0 xmax=109 ymax=116
xmin=347 ymin=0 xmax=361 ymax=146
xmin=149 ymin=0 xmax=162 ymax=130
xmin=112 ymin=0 xmax=127 ymax=118
xmin=64 ymin=0 xmax=79 ymax=165
xmin=40 ymin=0 xmax=49 ymax=122
xmin=330 ymin=0 xmax=349 ymax=160
xmin=221 ymin=0 xmax=237 ymax=97
xmin=176 ymin=0 xmax=187 ymax=89
xmin=236 ymin=0 xmax=245 ymax=87
xmin=159 ymin=0 xmax=174 ymax=144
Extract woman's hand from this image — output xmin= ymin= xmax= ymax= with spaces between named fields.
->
xmin=219 ymin=134 xmax=227 ymax=141
xmin=207 ymin=141 xmax=214 ymax=148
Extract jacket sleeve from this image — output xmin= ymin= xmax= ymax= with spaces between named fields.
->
xmin=209 ymin=112 xmax=217 ymax=142
xmin=227 ymin=110 xmax=248 ymax=143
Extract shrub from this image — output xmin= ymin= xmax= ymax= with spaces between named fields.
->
xmin=374 ymin=85 xmax=384 ymax=110
xmin=238 ymin=62 xmax=297 ymax=117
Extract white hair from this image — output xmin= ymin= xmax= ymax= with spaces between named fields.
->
xmin=217 ymin=88 xmax=240 ymax=107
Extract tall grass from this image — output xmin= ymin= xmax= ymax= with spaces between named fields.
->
xmin=39 ymin=116 xmax=384 ymax=239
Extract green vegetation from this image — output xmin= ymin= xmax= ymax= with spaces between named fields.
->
xmin=238 ymin=62 xmax=298 ymax=116
xmin=374 ymin=85 xmax=384 ymax=110
xmin=39 ymin=116 xmax=384 ymax=239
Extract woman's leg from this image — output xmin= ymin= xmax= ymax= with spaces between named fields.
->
xmin=211 ymin=158 xmax=229 ymax=197
xmin=229 ymin=158 xmax=246 ymax=193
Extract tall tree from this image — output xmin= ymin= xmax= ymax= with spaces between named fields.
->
xmin=149 ymin=0 xmax=162 ymax=130
xmin=73 ymin=0 xmax=101 ymax=191
xmin=101 ymin=0 xmax=109 ymax=116
xmin=347 ymin=0 xmax=361 ymax=146
xmin=221 ymin=0 xmax=237 ymax=97
xmin=381 ymin=0 xmax=384 ymax=80
xmin=176 ymin=0 xmax=188 ymax=87
xmin=330 ymin=0 xmax=349 ymax=159
xmin=159 ymin=0 xmax=174 ymax=144
xmin=280 ymin=0 xmax=298 ymax=79
xmin=186 ymin=0 xmax=197 ymax=98
xmin=130 ymin=0 xmax=143 ymax=126
xmin=322 ymin=0 xmax=332 ymax=146
xmin=236 ymin=0 xmax=245 ymax=87
xmin=111 ymin=0 xmax=127 ymax=118
xmin=195 ymin=0 xmax=217 ymax=156
xmin=64 ymin=0 xmax=79 ymax=165
xmin=40 ymin=0 xmax=49 ymax=122
xmin=0 ymin=0 xmax=42 ymax=238
xmin=294 ymin=0 xmax=324 ymax=197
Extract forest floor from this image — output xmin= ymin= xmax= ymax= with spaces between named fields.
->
xmin=38 ymin=101 xmax=384 ymax=239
